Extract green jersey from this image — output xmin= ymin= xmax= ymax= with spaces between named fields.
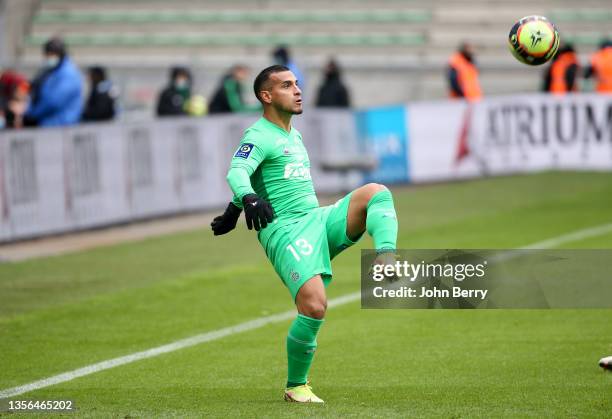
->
xmin=226 ymin=117 xmax=381 ymax=300
xmin=227 ymin=117 xmax=319 ymax=220
xmin=224 ymin=117 xmax=395 ymax=301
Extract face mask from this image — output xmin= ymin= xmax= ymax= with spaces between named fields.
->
xmin=45 ymin=56 xmax=60 ymax=68
xmin=175 ymin=79 xmax=189 ymax=90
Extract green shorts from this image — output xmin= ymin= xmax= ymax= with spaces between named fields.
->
xmin=260 ymin=192 xmax=363 ymax=300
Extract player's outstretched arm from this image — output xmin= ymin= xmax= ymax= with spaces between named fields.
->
xmin=226 ymin=164 xmax=275 ymax=232
xmin=242 ymin=194 xmax=275 ymax=231
xmin=211 ymin=202 xmax=242 ymax=236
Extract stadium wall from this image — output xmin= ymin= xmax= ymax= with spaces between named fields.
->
xmin=409 ymin=93 xmax=612 ymax=182
xmin=0 ymin=94 xmax=610 ymax=242
xmin=0 ymin=110 xmax=359 ymax=242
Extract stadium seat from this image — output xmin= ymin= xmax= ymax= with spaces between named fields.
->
xmin=549 ymin=9 xmax=612 ymax=22
xmin=21 ymin=0 xmax=612 ymax=104
xmin=33 ymin=10 xmax=432 ymax=24
xmin=26 ymin=32 xmax=426 ymax=48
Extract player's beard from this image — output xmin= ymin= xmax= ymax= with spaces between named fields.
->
xmin=277 ymin=102 xmax=302 ymax=115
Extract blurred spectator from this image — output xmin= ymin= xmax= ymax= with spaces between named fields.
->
xmin=0 ymin=70 xmax=27 ymax=102
xmin=25 ymin=37 xmax=83 ymax=127
xmin=272 ymin=45 xmax=306 ymax=93
xmin=448 ymin=42 xmax=482 ymax=101
xmin=4 ymin=82 xmax=30 ymax=129
xmin=156 ymin=66 xmax=192 ymax=117
xmin=0 ymin=70 xmax=30 ymax=129
xmin=209 ymin=65 xmax=260 ymax=114
xmin=82 ymin=66 xmax=117 ymax=122
xmin=584 ymin=39 xmax=612 ymax=93
xmin=542 ymin=43 xmax=579 ymax=95
xmin=315 ymin=59 xmax=351 ymax=108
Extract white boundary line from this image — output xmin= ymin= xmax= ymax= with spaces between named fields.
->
xmin=2 ymin=222 xmax=612 ymax=399
xmin=522 ymin=223 xmax=612 ymax=249
xmin=0 ymin=292 xmax=360 ymax=399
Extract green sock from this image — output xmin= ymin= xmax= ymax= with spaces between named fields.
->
xmin=366 ymin=189 xmax=398 ymax=251
xmin=286 ymin=314 xmax=324 ymax=388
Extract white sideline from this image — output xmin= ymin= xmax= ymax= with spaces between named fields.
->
xmin=0 ymin=292 xmax=360 ymax=399
xmin=522 ymin=223 xmax=612 ymax=249
xmin=1 ymin=222 xmax=612 ymax=399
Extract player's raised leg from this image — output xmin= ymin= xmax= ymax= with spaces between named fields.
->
xmin=347 ymin=183 xmax=398 ymax=250
xmin=284 ymin=275 xmax=326 ymax=403
xmin=347 ymin=183 xmax=399 ymax=277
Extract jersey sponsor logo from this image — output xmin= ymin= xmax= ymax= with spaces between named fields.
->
xmin=284 ymin=162 xmax=311 ymax=180
xmin=234 ymin=143 xmax=254 ymax=159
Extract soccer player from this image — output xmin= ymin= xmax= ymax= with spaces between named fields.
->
xmin=211 ymin=65 xmax=398 ymax=403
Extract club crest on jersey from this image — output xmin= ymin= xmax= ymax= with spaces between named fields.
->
xmin=234 ymin=143 xmax=254 ymax=159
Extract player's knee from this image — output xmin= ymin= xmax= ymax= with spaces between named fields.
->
xmin=364 ymin=183 xmax=387 ymax=202
xmin=302 ymin=299 xmax=327 ymax=319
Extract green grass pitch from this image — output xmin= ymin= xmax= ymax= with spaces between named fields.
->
xmin=0 ymin=171 xmax=611 ymax=417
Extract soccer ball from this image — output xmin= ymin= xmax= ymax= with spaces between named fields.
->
xmin=508 ymin=15 xmax=560 ymax=66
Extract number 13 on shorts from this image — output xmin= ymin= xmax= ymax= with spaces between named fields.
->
xmin=265 ymin=216 xmax=333 ymax=299
xmin=286 ymin=238 xmax=313 ymax=261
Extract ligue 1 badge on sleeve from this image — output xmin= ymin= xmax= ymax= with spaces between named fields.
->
xmin=235 ymin=143 xmax=254 ymax=159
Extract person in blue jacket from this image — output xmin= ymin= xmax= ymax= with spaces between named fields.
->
xmin=25 ymin=37 xmax=83 ymax=127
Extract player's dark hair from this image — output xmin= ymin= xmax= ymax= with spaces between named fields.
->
xmin=253 ymin=65 xmax=290 ymax=103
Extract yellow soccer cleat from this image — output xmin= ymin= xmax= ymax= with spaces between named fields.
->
xmin=284 ymin=383 xmax=324 ymax=403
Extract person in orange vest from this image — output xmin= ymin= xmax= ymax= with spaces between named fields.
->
xmin=448 ymin=42 xmax=483 ymax=101
xmin=585 ymin=39 xmax=612 ymax=93
xmin=542 ymin=43 xmax=580 ymax=95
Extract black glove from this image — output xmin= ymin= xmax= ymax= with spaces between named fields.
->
xmin=211 ymin=202 xmax=242 ymax=236
xmin=242 ymin=194 xmax=275 ymax=231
